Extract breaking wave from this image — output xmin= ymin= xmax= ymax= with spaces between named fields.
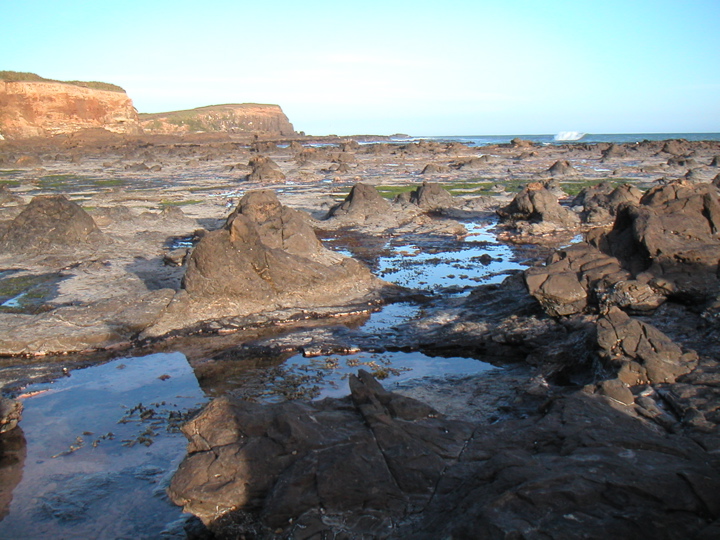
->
xmin=554 ymin=131 xmax=586 ymax=141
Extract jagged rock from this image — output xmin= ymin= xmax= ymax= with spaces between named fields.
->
xmin=168 ymin=370 xmax=475 ymax=536
xmin=498 ymin=182 xmax=580 ymax=228
xmin=511 ymin=138 xmax=534 ymax=148
xmin=710 ymin=156 xmax=720 ymax=167
xmin=524 ymin=243 xmax=630 ymax=317
xmin=596 ymin=307 xmax=698 ymax=385
xmin=326 ymin=183 xmax=392 ymax=222
xmin=0 ymin=194 xmax=102 ymax=253
xmin=595 ymin=181 xmax=720 ymax=303
xmin=184 ymin=190 xmax=368 ymax=298
xmin=408 ymin=182 xmax=456 ymax=210
xmin=573 ymin=182 xmax=643 ymax=224
xmin=546 ymin=159 xmax=579 ymax=177
xmin=245 ymin=155 xmax=285 ymax=183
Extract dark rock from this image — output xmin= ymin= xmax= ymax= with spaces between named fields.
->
xmin=177 ymin=190 xmax=382 ymax=320
xmin=0 ymin=195 xmax=102 ymax=253
xmin=524 ymin=243 xmax=632 ymax=317
xmin=400 ymin=391 xmax=720 ymax=540
xmin=597 ymin=307 xmax=698 ymax=385
xmin=246 ymin=155 xmax=285 ymax=183
xmin=168 ymin=370 xmax=475 ymax=537
xmin=596 ymin=180 xmax=720 ymax=304
xmin=601 ymin=143 xmax=627 ymax=160
xmin=326 ymin=183 xmax=391 ymax=222
xmin=547 ymin=159 xmax=579 ymax=177
xmin=498 ymin=182 xmax=580 ymax=228
xmin=573 ymin=182 xmax=642 ymax=224
xmin=408 ymin=182 xmax=456 ymax=210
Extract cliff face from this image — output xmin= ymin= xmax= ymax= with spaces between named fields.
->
xmin=139 ymin=104 xmax=295 ymax=136
xmin=0 ymin=81 xmax=142 ymax=139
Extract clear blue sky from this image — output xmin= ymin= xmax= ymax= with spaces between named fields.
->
xmin=2 ymin=0 xmax=719 ymax=136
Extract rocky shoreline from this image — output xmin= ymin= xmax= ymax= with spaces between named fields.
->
xmin=1 ymin=132 xmax=720 ymax=538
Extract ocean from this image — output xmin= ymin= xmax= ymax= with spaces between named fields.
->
xmin=417 ymin=133 xmax=720 ymax=147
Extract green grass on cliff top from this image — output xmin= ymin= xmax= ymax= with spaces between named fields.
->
xmin=0 ymin=71 xmax=125 ymax=93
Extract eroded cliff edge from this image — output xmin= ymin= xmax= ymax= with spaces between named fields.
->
xmin=0 ymin=77 xmax=141 ymax=139
xmin=139 ymin=103 xmax=296 ymax=136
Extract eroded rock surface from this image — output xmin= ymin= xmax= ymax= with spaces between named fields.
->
xmin=144 ymin=190 xmax=388 ymax=337
xmin=0 ymin=195 xmax=103 ymax=253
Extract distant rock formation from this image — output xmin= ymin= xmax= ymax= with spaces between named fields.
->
xmin=139 ymin=103 xmax=295 ymax=136
xmin=0 ymin=73 xmax=141 ymax=139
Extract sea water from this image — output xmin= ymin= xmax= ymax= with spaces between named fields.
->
xmin=416 ymin=132 xmax=720 ymax=147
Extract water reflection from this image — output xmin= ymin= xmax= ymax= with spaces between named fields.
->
xmin=0 ymin=352 xmax=206 ymax=539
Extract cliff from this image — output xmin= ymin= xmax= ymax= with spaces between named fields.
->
xmin=139 ymin=104 xmax=295 ymax=136
xmin=0 ymin=76 xmax=141 ymax=139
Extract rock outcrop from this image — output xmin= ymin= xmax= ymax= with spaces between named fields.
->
xmin=245 ymin=155 xmax=286 ymax=183
xmin=0 ymin=78 xmax=141 ymax=139
xmin=144 ymin=190 xmax=387 ymax=336
xmin=326 ymin=183 xmax=392 ymax=223
xmin=498 ymin=182 xmax=580 ymax=230
xmin=0 ymin=195 xmax=103 ymax=253
xmin=169 ymin=370 xmax=720 ymax=539
xmin=139 ymin=103 xmax=295 ymax=136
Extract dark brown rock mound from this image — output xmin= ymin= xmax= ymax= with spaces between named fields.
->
xmin=546 ymin=159 xmax=579 ymax=177
xmin=183 ymin=190 xmax=368 ymax=301
xmin=326 ymin=183 xmax=392 ymax=222
xmin=573 ymin=182 xmax=643 ymax=224
xmin=498 ymin=182 xmax=580 ymax=228
xmin=596 ymin=180 xmax=720 ymax=302
xmin=246 ymin=155 xmax=285 ymax=183
xmin=169 ymin=370 xmax=720 ymax=539
xmin=0 ymin=194 xmax=102 ymax=253
xmin=408 ymin=182 xmax=456 ymax=210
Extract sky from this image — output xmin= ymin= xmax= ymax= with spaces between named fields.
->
xmin=2 ymin=0 xmax=719 ymax=136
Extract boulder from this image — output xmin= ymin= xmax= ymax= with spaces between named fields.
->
xmin=184 ymin=190 xmax=370 ymax=300
xmin=325 ymin=183 xmax=392 ymax=222
xmin=498 ymin=183 xmax=580 ymax=228
xmin=408 ymin=182 xmax=456 ymax=210
xmin=0 ymin=195 xmax=102 ymax=253
xmin=246 ymin=155 xmax=285 ymax=183
xmin=546 ymin=159 xmax=579 ymax=177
